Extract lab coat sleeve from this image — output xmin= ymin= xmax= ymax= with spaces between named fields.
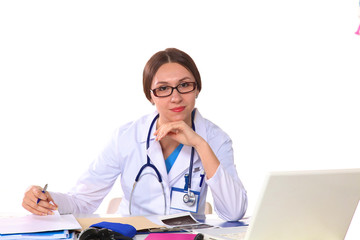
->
xmin=206 ymin=136 xmax=248 ymax=221
xmin=50 ymin=127 xmax=124 ymax=214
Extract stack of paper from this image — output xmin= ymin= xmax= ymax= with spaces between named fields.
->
xmin=0 ymin=211 xmax=81 ymax=240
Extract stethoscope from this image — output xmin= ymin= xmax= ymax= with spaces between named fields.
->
xmin=129 ymin=110 xmax=196 ymax=215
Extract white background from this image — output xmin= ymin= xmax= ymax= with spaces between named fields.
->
xmin=0 ymin=0 xmax=359 ymax=234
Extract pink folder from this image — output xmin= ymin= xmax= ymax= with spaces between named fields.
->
xmin=145 ymin=233 xmax=197 ymax=240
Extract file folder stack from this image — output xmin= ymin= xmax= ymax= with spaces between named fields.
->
xmin=0 ymin=212 xmax=81 ymax=240
xmin=0 ymin=230 xmax=75 ymax=240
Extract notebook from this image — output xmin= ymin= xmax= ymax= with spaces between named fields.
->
xmin=195 ymin=168 xmax=360 ymax=240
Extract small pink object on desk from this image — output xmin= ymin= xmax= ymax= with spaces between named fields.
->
xmin=145 ymin=233 xmax=197 ymax=240
xmin=356 ymin=24 xmax=360 ymax=35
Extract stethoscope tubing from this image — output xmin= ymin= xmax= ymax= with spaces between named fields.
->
xmin=187 ymin=110 xmax=196 ymax=192
xmin=129 ymin=110 xmax=196 ymax=215
xmin=135 ymin=114 xmax=162 ymax=183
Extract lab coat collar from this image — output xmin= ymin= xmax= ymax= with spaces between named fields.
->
xmin=138 ymin=111 xmax=159 ymax=144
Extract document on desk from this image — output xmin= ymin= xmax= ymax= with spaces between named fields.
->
xmin=0 ymin=211 xmax=81 ymax=234
xmin=76 ymin=215 xmax=164 ymax=231
xmin=159 ymin=212 xmax=213 ymax=230
xmin=193 ymin=226 xmax=248 ymax=240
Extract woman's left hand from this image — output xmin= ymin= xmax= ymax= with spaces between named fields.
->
xmin=155 ymin=120 xmax=220 ymax=178
xmin=154 ymin=121 xmax=202 ymax=147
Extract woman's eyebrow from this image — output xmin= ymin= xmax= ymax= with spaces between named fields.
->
xmin=178 ymin=77 xmax=192 ymax=82
xmin=154 ymin=77 xmax=192 ymax=86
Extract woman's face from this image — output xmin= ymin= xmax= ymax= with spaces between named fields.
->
xmin=150 ymin=62 xmax=199 ymax=126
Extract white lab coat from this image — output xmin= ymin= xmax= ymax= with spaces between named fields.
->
xmin=51 ymin=109 xmax=247 ymax=221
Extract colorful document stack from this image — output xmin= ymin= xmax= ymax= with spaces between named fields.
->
xmin=0 ymin=230 xmax=75 ymax=240
xmin=0 ymin=211 xmax=81 ymax=240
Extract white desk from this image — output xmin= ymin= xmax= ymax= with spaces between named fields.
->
xmin=75 ymin=212 xmax=360 ymax=240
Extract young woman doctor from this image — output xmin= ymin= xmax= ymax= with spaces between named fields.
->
xmin=22 ymin=48 xmax=247 ymax=221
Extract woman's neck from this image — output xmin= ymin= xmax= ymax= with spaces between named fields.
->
xmin=156 ymin=116 xmax=189 ymax=160
xmin=159 ymin=137 xmax=180 ymax=160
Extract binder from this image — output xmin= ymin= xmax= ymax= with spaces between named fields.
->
xmin=0 ymin=211 xmax=81 ymax=240
xmin=0 ymin=230 xmax=75 ymax=240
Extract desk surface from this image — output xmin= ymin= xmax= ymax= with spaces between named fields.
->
xmin=75 ymin=211 xmax=360 ymax=240
xmin=74 ymin=213 xmax=249 ymax=225
xmin=74 ymin=213 xmax=249 ymax=240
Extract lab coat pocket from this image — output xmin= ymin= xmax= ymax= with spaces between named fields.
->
xmin=190 ymin=169 xmax=206 ymax=192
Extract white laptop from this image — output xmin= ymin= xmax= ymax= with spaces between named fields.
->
xmin=197 ymin=168 xmax=360 ymax=240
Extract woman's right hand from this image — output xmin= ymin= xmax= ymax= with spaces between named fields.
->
xmin=22 ymin=185 xmax=58 ymax=216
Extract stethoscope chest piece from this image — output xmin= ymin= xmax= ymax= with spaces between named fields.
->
xmin=183 ymin=191 xmax=196 ymax=206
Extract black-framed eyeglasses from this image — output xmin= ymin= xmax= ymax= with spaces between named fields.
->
xmin=150 ymin=82 xmax=197 ymax=98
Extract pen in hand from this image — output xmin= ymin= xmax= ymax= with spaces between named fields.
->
xmin=36 ymin=183 xmax=48 ymax=204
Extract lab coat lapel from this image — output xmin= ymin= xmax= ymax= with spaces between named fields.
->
xmin=146 ymin=138 xmax=168 ymax=184
xmin=167 ymin=145 xmax=200 ymax=184
xmin=138 ymin=111 xmax=169 ymax=185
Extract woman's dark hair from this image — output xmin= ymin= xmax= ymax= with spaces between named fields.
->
xmin=143 ymin=48 xmax=202 ymax=102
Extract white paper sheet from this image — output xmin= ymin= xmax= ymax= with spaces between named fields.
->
xmin=0 ymin=211 xmax=81 ymax=234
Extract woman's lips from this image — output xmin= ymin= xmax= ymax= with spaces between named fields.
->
xmin=171 ymin=106 xmax=185 ymax=112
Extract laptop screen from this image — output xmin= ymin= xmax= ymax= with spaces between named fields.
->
xmin=245 ymin=169 xmax=360 ymax=240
